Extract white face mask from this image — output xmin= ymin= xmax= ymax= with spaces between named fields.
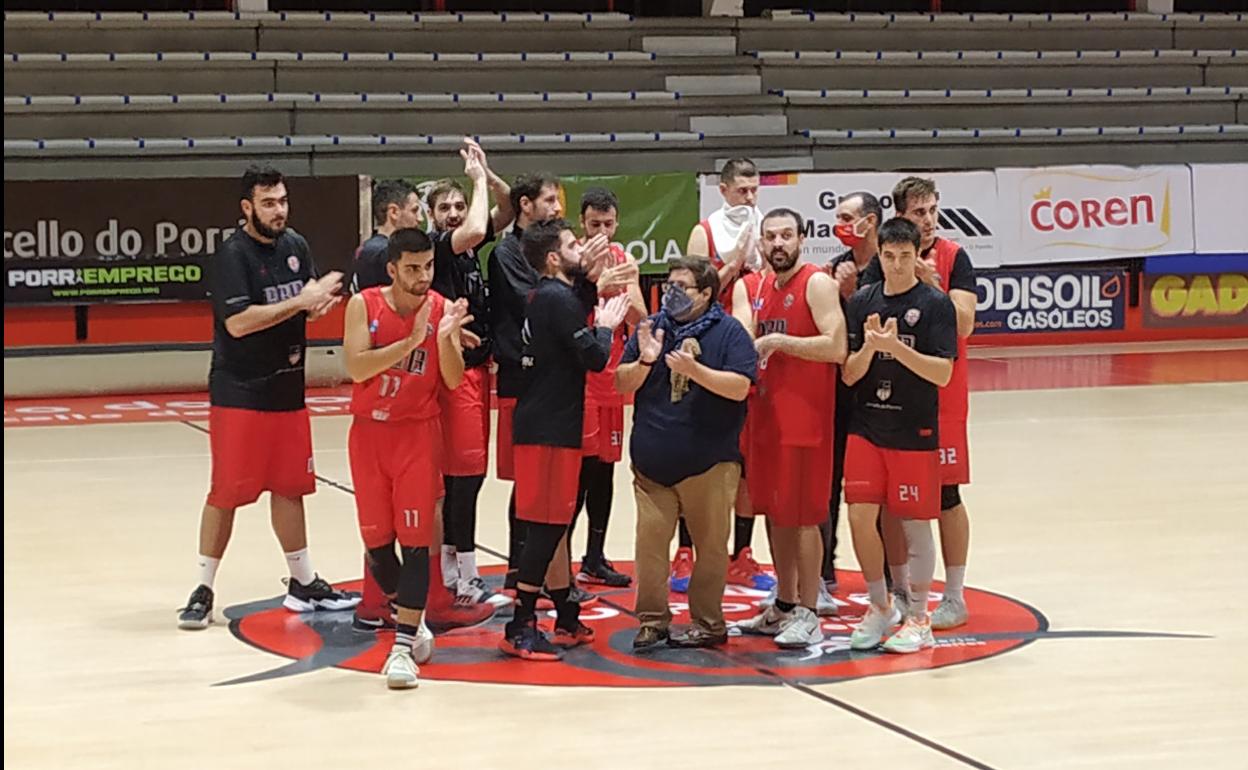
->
xmin=723 ymin=204 xmax=755 ymax=227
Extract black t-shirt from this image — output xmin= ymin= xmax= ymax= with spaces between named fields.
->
xmin=350 ymin=232 xmax=390 ymax=293
xmin=845 ymin=281 xmax=957 ymax=450
xmin=488 ymin=227 xmax=536 ymax=398
xmin=859 ymin=241 xmax=976 ymax=295
xmin=513 ymin=277 xmax=612 ymax=449
xmin=210 ymin=228 xmax=315 ymax=412
xmin=431 ymin=221 xmax=494 ymax=369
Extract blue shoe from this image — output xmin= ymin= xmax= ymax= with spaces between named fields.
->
xmin=668 ymin=547 xmax=693 ymax=594
xmin=727 ymin=547 xmax=776 ymax=592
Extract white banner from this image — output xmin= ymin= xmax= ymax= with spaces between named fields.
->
xmin=996 ymin=165 xmax=1195 ymax=265
xmin=1190 ymin=163 xmax=1248 ymax=255
xmin=698 ymin=171 xmax=1002 ymax=268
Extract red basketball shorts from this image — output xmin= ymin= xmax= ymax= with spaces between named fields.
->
xmin=348 ymin=416 xmax=443 ymax=549
xmin=747 ymin=438 xmax=834 ymax=528
xmin=207 ymin=406 xmax=315 ymax=509
xmin=513 ymin=444 xmax=582 ymax=525
xmin=440 ymin=365 xmax=491 ymax=477
xmin=938 ymin=418 xmax=970 ymax=486
xmin=496 ymin=397 xmax=517 ymax=481
xmin=844 ymin=434 xmax=940 ymax=520
xmin=581 ymin=402 xmax=624 ymax=464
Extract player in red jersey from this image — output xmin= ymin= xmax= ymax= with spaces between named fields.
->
xmin=342 ymin=228 xmax=479 ymax=689
xmin=571 ymin=188 xmax=646 ymax=587
xmin=860 ymin=177 xmax=978 ymax=629
xmin=735 ymin=208 xmax=846 ymax=649
xmin=843 ymin=218 xmax=957 ymax=654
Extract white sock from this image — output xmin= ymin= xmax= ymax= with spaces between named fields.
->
xmin=197 ymin=555 xmax=221 ymax=589
xmin=441 ymin=546 xmax=459 ymax=589
xmin=866 ymin=578 xmax=889 ymax=610
xmin=284 ymin=548 xmax=315 ymax=585
xmin=457 ymin=551 xmax=478 ymax=581
xmin=944 ymin=565 xmax=966 ymax=603
xmin=888 ymin=562 xmax=910 ymax=595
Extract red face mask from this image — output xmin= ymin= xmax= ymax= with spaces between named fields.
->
xmin=834 ymin=222 xmax=864 ymax=247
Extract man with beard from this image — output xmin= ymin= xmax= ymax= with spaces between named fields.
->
xmin=860 ymin=177 xmax=977 ymax=629
xmin=425 ymin=140 xmax=514 ymax=609
xmin=735 ymin=208 xmax=846 ymax=650
xmin=487 ymin=172 xmax=561 ymax=592
xmin=500 ymin=220 xmax=630 ymax=660
xmin=842 ymin=218 xmax=957 ymax=654
xmin=570 ymin=187 xmax=646 ymax=588
xmin=178 ymin=164 xmax=357 ymax=630
xmin=342 ymin=228 xmax=477 ymax=688
xmin=351 ymin=178 xmax=424 ymax=293
xmin=676 ymin=157 xmax=773 ymax=596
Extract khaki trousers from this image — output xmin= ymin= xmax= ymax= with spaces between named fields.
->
xmin=632 ymin=462 xmax=740 ymax=635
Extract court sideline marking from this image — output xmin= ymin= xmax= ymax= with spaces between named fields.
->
xmin=178 ymin=418 xmax=999 ymax=770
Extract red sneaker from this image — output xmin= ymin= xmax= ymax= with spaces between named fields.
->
xmin=669 ymin=547 xmax=694 ymax=594
xmin=425 ymin=589 xmax=494 ymax=634
xmin=726 ymin=547 xmax=777 ymax=592
xmin=552 ymin=622 xmax=595 ymax=648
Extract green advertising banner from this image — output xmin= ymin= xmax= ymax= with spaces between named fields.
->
xmin=403 ymin=172 xmax=698 ymax=275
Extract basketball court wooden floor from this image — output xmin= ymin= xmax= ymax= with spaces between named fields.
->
xmin=5 ymin=341 xmax=1247 ymax=769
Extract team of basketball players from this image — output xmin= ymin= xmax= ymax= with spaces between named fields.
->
xmin=180 ymin=147 xmax=978 ymax=691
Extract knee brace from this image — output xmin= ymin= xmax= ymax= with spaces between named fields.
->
xmin=901 ymin=519 xmax=937 ymax=585
xmin=397 ymin=546 xmax=430 ymax=610
xmin=366 ymin=542 xmax=401 ymax=596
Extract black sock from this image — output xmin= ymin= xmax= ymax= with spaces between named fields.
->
xmin=776 ymin=599 xmax=796 ymax=613
xmin=678 ymin=517 xmax=693 ymax=549
xmin=548 ymin=586 xmax=578 ymax=629
xmin=583 ymin=459 xmax=613 ymax=561
xmin=515 ymin=588 xmax=539 ymax=624
xmin=732 ymin=516 xmax=755 ymax=559
xmin=395 ymin=622 xmax=419 ymax=650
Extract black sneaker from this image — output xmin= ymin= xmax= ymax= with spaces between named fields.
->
xmin=282 ymin=575 xmax=362 ymax=613
xmin=178 ymin=584 xmax=214 ymax=630
xmin=568 ymin=584 xmax=598 ymax=605
xmin=499 ymin=619 xmax=562 ymax=661
xmin=577 ymin=556 xmax=632 ymax=588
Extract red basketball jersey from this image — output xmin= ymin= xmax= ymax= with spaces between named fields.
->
xmin=702 ymin=218 xmax=752 ymax=311
xmin=350 ymin=287 xmax=446 ymax=423
xmin=754 ymin=263 xmax=836 ymax=447
xmin=929 ymin=237 xmax=969 ymax=422
xmin=585 ymin=244 xmax=630 ymax=408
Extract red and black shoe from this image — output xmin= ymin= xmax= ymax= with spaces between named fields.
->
xmin=552 ymin=622 xmax=595 ymax=648
xmin=499 ymin=619 xmax=563 ymax=662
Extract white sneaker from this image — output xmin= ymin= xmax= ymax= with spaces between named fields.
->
xmin=816 ymin=582 xmax=839 ymax=617
xmin=774 ymin=606 xmax=824 ymax=649
xmin=412 ymin=619 xmax=435 ymax=665
xmin=882 ymin=615 xmax=936 ymax=654
xmin=849 ymin=602 xmax=902 ymax=650
xmin=734 ymin=605 xmax=791 ymax=636
xmin=930 ymin=596 xmax=968 ymax=630
xmin=458 ymin=576 xmax=513 ymax=609
xmin=382 ymin=646 xmax=420 ymax=690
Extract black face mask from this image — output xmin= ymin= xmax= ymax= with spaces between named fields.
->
xmin=662 ymin=284 xmax=697 ymax=322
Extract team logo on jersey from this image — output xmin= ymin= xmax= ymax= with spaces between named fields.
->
xmin=784 ymin=294 xmax=795 ymax=309
xmin=396 ymin=348 xmax=428 ymax=375
xmin=368 ymin=319 xmax=380 ymax=334
xmin=287 ymin=255 xmax=300 ymax=272
xmin=223 ymin=562 xmax=1200 ymax=690
xmin=905 ymin=308 xmax=921 ymax=326
xmin=876 ymin=379 xmax=892 ymax=402
xmin=288 ymin=345 xmax=303 ymax=365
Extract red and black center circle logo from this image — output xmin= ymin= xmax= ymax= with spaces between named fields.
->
xmin=218 ymin=562 xmax=1164 ymax=689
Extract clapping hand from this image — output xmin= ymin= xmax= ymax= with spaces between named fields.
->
xmin=595 ymin=293 xmax=630 ymax=331
xmin=635 ymin=318 xmax=666 ymax=364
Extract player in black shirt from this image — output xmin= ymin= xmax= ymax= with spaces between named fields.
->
xmin=500 ymin=219 xmax=630 ymax=661
xmin=350 ymin=178 xmax=423 ymax=293
xmin=842 ymin=217 xmax=957 ymax=655
xmin=178 ymin=164 xmax=358 ymax=630
xmin=425 ymin=140 xmax=515 ymax=609
xmin=487 ymin=171 xmax=562 ymax=591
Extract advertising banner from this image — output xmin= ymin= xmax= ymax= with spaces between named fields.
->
xmin=404 ymin=172 xmax=698 ymax=276
xmin=1190 ymin=163 xmax=1248 ymax=255
xmin=3 ymin=177 xmax=361 ymax=305
xmin=1144 ymin=270 xmax=1248 ymax=329
xmin=974 ymin=267 xmax=1127 ymax=335
xmin=698 ymin=171 xmax=1002 ymax=268
xmin=996 ymin=165 xmax=1194 ymax=265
